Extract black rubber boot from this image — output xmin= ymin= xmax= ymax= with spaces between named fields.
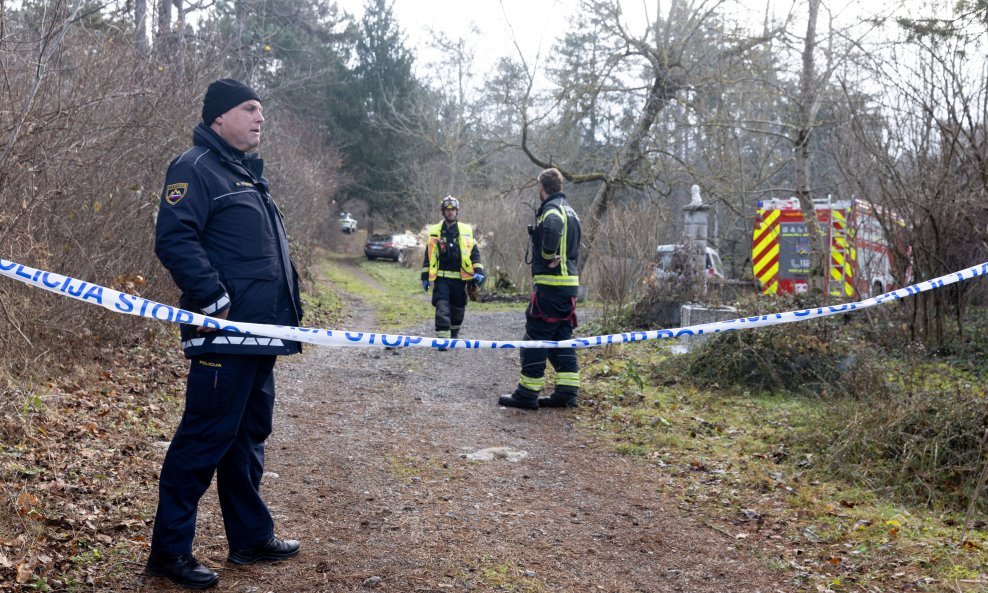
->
xmin=538 ymin=391 xmax=578 ymax=408
xmin=498 ymin=390 xmax=539 ymax=410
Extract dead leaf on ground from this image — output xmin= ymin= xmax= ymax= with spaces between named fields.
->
xmin=16 ymin=491 xmax=39 ymax=516
xmin=16 ymin=560 xmax=35 ymax=584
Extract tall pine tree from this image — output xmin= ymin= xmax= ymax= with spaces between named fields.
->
xmin=348 ymin=0 xmax=422 ymax=222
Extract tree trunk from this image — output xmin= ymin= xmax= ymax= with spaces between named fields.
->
xmin=155 ymin=0 xmax=171 ymax=54
xmin=793 ymin=0 xmax=826 ymax=294
xmin=134 ymin=0 xmax=147 ymax=56
xmin=174 ymin=0 xmax=185 ymax=70
xmin=584 ymin=72 xmax=676 ymax=253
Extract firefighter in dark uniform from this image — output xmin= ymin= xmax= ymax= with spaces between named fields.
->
xmin=421 ymin=196 xmax=484 ymax=348
xmin=147 ymin=79 xmax=301 ymax=589
xmin=499 ymin=168 xmax=582 ymax=410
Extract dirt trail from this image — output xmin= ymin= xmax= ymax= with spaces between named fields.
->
xmin=137 ymin=262 xmax=790 ymax=593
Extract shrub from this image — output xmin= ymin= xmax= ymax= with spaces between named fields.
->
xmin=686 ymin=321 xmax=888 ymax=397
xmin=819 ymin=379 xmax=988 ymax=510
xmin=0 ymin=22 xmax=342 ymax=377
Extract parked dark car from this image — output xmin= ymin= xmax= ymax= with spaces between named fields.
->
xmin=364 ymin=233 xmax=404 ymax=262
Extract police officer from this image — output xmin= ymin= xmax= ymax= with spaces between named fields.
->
xmin=421 ymin=196 xmax=484 ymax=348
xmin=147 ymin=79 xmax=302 ymax=589
xmin=499 ymin=168 xmax=582 ymax=410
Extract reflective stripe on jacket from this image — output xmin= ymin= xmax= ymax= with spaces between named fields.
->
xmin=531 ymin=193 xmax=581 ymax=287
xmin=424 ymin=222 xmax=479 ymax=281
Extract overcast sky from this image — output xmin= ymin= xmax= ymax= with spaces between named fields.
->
xmin=336 ymin=0 xmax=651 ymax=77
xmin=335 ymin=0 xmax=945 ymax=75
xmin=332 ymin=0 xmax=951 ymax=99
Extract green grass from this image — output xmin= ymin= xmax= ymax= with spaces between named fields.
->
xmin=301 ymin=257 xmax=346 ymax=329
xmin=317 ymin=254 xmax=521 ymax=331
xmin=318 ymin=255 xmax=433 ymax=330
xmin=474 ymin=557 xmax=548 ymax=593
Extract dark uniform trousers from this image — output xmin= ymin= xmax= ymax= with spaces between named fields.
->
xmin=432 ymin=277 xmax=467 ymax=337
xmin=518 ymin=286 xmax=579 ymax=396
xmin=151 ymin=353 xmax=277 ymax=555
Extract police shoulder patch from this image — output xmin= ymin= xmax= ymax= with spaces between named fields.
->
xmin=164 ymin=183 xmax=189 ymax=205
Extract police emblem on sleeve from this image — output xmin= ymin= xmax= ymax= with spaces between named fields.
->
xmin=164 ymin=183 xmax=188 ymax=205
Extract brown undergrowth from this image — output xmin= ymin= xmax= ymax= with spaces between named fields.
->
xmin=0 ymin=328 xmax=186 ymax=591
xmin=0 ymin=278 xmax=345 ymax=592
xmin=576 ymin=330 xmax=988 ymax=593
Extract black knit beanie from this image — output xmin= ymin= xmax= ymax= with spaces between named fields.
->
xmin=201 ymin=79 xmax=261 ymax=125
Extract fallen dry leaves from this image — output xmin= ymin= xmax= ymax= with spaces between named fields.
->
xmin=1 ymin=333 xmax=186 ymax=591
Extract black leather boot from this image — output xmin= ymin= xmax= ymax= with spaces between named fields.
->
xmin=227 ymin=537 xmax=300 ymax=565
xmin=145 ymin=552 xmax=219 ymax=589
xmin=498 ymin=390 xmax=539 ymax=410
xmin=538 ymin=391 xmax=578 ymax=408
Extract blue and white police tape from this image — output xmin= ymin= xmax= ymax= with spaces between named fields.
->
xmin=2 ymin=258 xmax=986 ymax=350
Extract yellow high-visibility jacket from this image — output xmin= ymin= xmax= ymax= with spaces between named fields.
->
xmin=422 ymin=222 xmax=482 ymax=281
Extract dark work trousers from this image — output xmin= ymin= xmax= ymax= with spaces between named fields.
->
xmin=517 ymin=286 xmax=580 ymax=396
xmin=432 ymin=277 xmax=468 ymax=338
xmin=151 ymin=353 xmax=277 ymax=555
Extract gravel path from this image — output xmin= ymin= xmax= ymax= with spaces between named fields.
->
xmin=138 ymin=268 xmax=789 ymax=593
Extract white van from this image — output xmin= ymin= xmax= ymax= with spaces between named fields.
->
xmin=654 ymin=244 xmax=725 ymax=279
xmin=339 ymin=213 xmax=357 ymax=233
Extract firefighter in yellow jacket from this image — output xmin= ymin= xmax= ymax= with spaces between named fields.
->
xmin=421 ymin=196 xmax=484 ymax=347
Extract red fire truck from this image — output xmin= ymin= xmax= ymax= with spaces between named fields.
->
xmin=751 ymin=197 xmax=907 ymax=297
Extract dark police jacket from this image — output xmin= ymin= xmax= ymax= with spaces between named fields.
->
xmin=531 ymin=192 xmax=581 ymax=295
xmin=155 ymin=124 xmax=302 ymax=358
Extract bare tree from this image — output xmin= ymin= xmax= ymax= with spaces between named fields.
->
xmin=0 ymin=2 xmax=343 ymax=375
xmin=517 ymin=0 xmax=781 ymax=253
xmin=792 ymin=0 xmax=827 ymax=289
xmin=155 ymin=0 xmax=170 ymax=50
xmin=134 ymin=0 xmax=148 ymax=55
xmin=840 ymin=10 xmax=988 ymax=348
xmin=380 ymin=30 xmax=490 ymax=222
xmin=788 ymin=0 xmax=890 ymax=294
